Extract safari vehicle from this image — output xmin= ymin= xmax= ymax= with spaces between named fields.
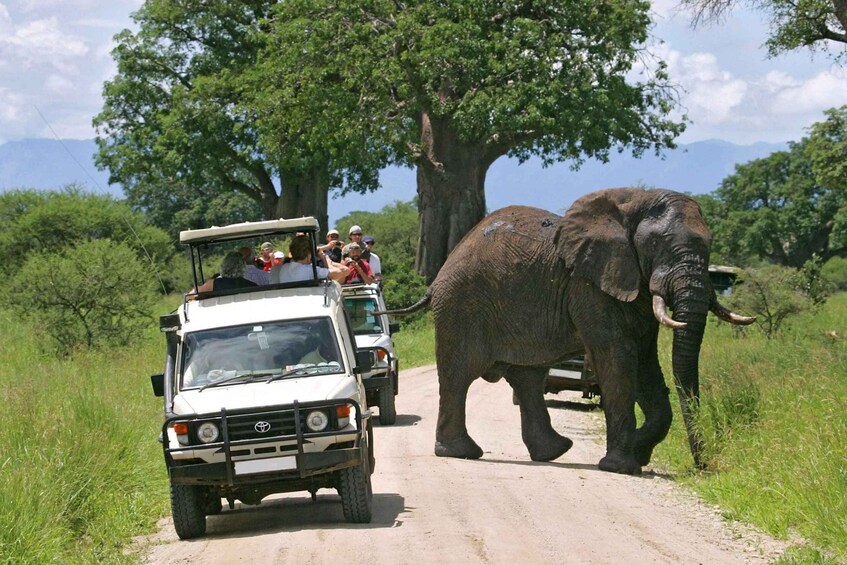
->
xmin=546 ymin=355 xmax=600 ymax=399
xmin=151 ymin=217 xmax=375 ymax=540
xmin=341 ymin=283 xmax=400 ymax=425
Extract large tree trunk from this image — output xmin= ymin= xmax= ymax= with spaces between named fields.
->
xmin=277 ymin=168 xmax=330 ymax=236
xmin=415 ymin=113 xmax=495 ymax=282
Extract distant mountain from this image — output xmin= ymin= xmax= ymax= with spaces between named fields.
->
xmin=1 ymin=138 xmax=787 ymax=223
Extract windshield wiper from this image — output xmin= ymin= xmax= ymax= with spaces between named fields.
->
xmin=264 ymin=367 xmax=310 ymax=384
xmin=199 ymin=371 xmax=264 ymax=392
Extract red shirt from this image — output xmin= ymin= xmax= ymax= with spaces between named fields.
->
xmin=344 ymin=258 xmax=373 ymax=284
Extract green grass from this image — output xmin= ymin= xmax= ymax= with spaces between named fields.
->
xmin=653 ymin=293 xmax=847 ymax=562
xmin=393 ymin=312 xmax=435 ymax=369
xmin=0 ymin=305 xmax=172 ymax=564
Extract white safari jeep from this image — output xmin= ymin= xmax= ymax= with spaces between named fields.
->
xmin=341 ymin=283 xmax=400 ymax=425
xmin=151 ymin=217 xmax=375 ymax=540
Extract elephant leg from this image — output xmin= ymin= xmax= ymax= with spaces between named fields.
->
xmin=505 ymin=366 xmax=573 ymax=462
xmin=634 ymin=335 xmax=672 ymax=466
xmin=591 ymin=343 xmax=642 ymax=476
xmin=433 ymin=368 xmax=483 ymax=460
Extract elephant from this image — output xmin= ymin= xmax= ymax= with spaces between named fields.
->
xmin=381 ymin=187 xmax=754 ymax=475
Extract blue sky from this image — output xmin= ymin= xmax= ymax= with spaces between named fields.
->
xmin=1 ymin=0 xmax=846 ymax=146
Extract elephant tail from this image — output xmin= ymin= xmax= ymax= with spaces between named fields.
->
xmin=374 ymin=287 xmax=432 ymax=316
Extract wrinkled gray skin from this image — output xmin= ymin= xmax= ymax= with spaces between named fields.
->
xmin=384 ymin=188 xmax=754 ymax=475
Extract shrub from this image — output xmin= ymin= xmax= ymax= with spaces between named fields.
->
xmin=727 ymin=264 xmax=815 ymax=338
xmin=822 ymin=256 xmax=847 ymax=291
xmin=6 ymin=239 xmax=157 ymax=354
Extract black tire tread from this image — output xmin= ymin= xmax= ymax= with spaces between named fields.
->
xmin=170 ymin=482 xmax=207 ymax=539
xmin=378 ymin=376 xmax=397 ymax=425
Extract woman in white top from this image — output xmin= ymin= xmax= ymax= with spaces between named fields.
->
xmin=270 ymin=235 xmax=349 ymax=284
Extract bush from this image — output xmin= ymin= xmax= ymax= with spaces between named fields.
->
xmin=727 ymin=264 xmax=815 ymax=338
xmin=0 ymin=187 xmax=175 ymax=291
xmin=822 ymin=256 xmax=847 ymax=290
xmin=6 ymin=239 xmax=157 ymax=354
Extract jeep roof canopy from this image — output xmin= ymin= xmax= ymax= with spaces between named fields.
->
xmin=180 ymin=217 xmax=320 ymax=245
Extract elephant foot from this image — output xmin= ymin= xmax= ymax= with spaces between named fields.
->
xmin=527 ymin=433 xmax=573 ymax=462
xmin=434 ymin=435 xmax=484 ymax=459
xmin=598 ymin=453 xmax=642 ymax=476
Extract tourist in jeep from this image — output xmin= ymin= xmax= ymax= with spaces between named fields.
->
xmin=342 ymin=242 xmax=374 ymax=285
xmin=193 ymin=251 xmax=259 ymax=294
xmin=271 ymin=235 xmax=349 ymax=284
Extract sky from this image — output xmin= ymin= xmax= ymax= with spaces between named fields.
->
xmin=1 ymin=0 xmax=847 ymax=147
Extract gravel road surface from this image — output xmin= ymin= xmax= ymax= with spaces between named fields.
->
xmin=140 ymin=365 xmax=789 ymax=564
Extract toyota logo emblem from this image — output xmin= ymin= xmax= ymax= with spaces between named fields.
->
xmin=254 ymin=421 xmax=271 ymax=433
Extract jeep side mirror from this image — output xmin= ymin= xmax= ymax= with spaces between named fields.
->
xmin=389 ymin=322 xmax=400 ymax=334
xmin=355 ymin=350 xmax=372 ymax=374
xmin=151 ymin=373 xmax=165 ymax=397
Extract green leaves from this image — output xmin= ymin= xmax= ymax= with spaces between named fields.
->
xmin=706 ymin=109 xmax=847 ymax=268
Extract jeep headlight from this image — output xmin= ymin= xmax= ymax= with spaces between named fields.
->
xmin=335 ymin=404 xmax=351 ymax=429
xmin=197 ymin=422 xmax=220 ymax=444
xmin=305 ymin=410 xmax=329 ymax=432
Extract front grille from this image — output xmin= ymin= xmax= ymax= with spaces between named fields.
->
xmin=225 ymin=409 xmax=305 ymax=441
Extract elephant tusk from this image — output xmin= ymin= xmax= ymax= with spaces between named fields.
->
xmin=652 ymin=295 xmax=687 ymax=329
xmin=710 ymin=299 xmax=756 ymax=326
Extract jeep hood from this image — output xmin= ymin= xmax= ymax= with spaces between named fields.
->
xmin=173 ymin=374 xmax=358 ymax=415
xmin=354 ymin=334 xmax=392 ymax=350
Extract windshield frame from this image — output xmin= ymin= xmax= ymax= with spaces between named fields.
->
xmin=177 ymin=316 xmax=345 ymax=392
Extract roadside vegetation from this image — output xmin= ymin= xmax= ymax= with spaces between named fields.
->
xmin=0 ymin=305 xmax=171 ymax=563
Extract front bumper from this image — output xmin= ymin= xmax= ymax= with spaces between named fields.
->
xmin=162 ymin=398 xmax=367 ymax=486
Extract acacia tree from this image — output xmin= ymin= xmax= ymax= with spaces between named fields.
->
xmin=705 ymin=111 xmax=847 ymax=266
xmin=256 ymin=0 xmax=685 ymax=280
xmin=94 ymin=0 xmax=385 ymax=235
xmin=681 ymin=0 xmax=847 ymax=59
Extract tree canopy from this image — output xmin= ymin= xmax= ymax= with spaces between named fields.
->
xmin=701 ymin=106 xmax=847 ymax=267
xmin=681 ymin=0 xmax=847 ymax=60
xmin=252 ymin=0 xmax=686 ymax=280
xmin=94 ymin=0 xmax=387 ymax=236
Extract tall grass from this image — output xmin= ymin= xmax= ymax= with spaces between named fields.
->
xmin=653 ymin=293 xmax=847 ymax=562
xmin=0 ymin=306 xmax=171 ymax=564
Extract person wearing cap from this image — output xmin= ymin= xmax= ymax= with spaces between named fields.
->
xmin=348 ymin=225 xmax=363 ymax=248
xmin=321 ymin=229 xmax=344 ymax=263
xmin=270 ymin=235 xmax=349 ymax=284
xmin=361 ymin=235 xmax=382 ymax=285
xmin=258 ymin=242 xmax=275 ymax=271
xmin=342 ymin=241 xmax=374 ymax=285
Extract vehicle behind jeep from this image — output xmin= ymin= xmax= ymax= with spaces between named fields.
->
xmin=341 ymin=283 xmax=400 ymax=424
xmin=151 ymin=218 xmax=375 ymax=539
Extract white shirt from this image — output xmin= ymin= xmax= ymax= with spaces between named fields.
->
xmin=271 ymin=261 xmax=329 ymax=283
xmin=367 ymin=252 xmax=381 ymax=275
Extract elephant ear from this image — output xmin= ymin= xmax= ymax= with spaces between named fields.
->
xmin=559 ymin=189 xmax=642 ymax=302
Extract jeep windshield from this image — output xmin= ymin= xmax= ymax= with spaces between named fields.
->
xmin=179 ymin=317 xmax=344 ymax=390
xmin=343 ymin=296 xmax=384 ymax=335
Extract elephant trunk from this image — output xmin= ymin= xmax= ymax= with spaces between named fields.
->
xmin=667 ymin=274 xmax=711 ymax=470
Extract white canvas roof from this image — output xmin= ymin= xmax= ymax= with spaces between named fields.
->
xmin=179 ymin=217 xmax=320 ymax=244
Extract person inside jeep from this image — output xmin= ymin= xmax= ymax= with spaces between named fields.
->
xmin=192 ymin=251 xmax=258 ymax=294
xmin=271 ymin=235 xmax=349 ymax=284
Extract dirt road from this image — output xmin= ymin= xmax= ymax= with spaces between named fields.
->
xmin=141 ymin=366 xmax=788 ymax=564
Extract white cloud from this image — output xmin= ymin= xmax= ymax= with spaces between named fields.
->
xmin=769 ymin=68 xmax=847 ymax=114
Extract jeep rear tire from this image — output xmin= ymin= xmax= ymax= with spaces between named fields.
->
xmin=170 ymin=482 xmax=207 ymax=539
xmin=378 ymin=376 xmax=397 ymax=425
xmin=338 ymin=454 xmax=373 ymax=523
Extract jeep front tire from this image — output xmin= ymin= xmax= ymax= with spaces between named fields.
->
xmin=170 ymin=482 xmax=207 ymax=539
xmin=378 ymin=376 xmax=397 ymax=425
